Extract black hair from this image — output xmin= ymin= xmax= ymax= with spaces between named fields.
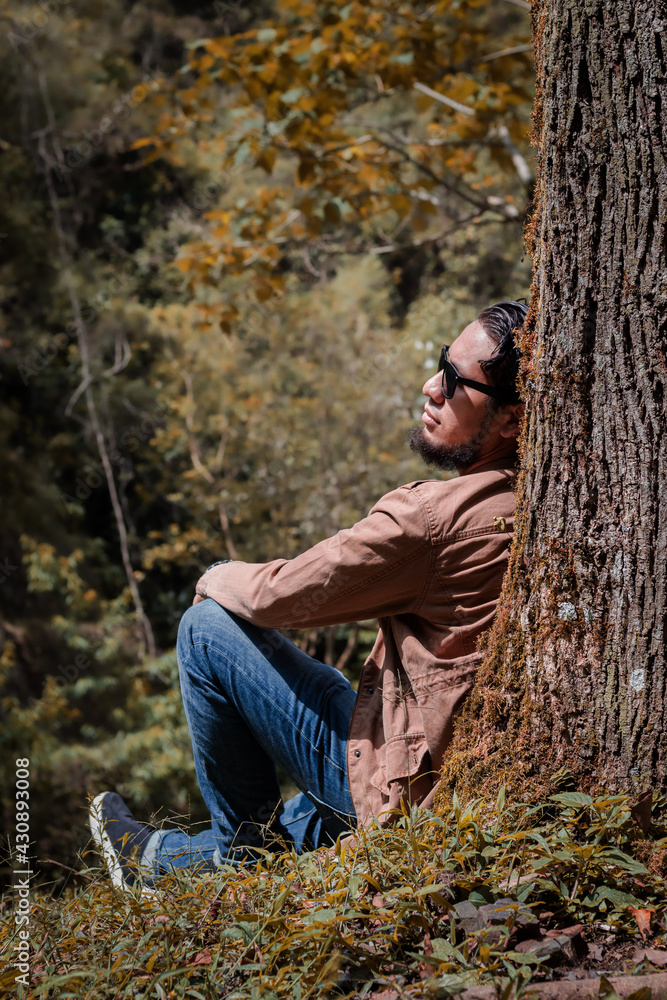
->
xmin=476 ymin=299 xmax=528 ymax=405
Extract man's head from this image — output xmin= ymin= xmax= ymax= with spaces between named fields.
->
xmin=409 ymin=300 xmax=527 ymax=472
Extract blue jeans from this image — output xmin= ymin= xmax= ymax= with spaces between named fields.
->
xmin=141 ymin=600 xmax=357 ymax=874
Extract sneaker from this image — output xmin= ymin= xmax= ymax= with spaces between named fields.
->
xmin=89 ymin=791 xmax=157 ymax=894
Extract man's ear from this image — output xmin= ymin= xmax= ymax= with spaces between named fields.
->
xmin=498 ymin=402 xmax=525 ymax=439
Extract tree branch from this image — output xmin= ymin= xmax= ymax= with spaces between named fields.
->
xmin=181 ymin=369 xmax=215 ymax=485
xmin=334 ymin=625 xmax=359 ymax=673
xmin=490 ymin=123 xmax=534 ymax=186
xmin=480 ymin=43 xmax=532 ymax=62
xmin=368 ymin=214 xmax=482 ymax=254
xmin=65 ymin=333 xmax=131 ymax=416
xmin=369 ymin=129 xmax=521 ymax=220
xmin=36 ymin=66 xmax=156 ymax=660
xmin=243 ymin=208 xmax=302 ymax=266
xmin=411 ymin=82 xmax=533 ymax=192
xmin=413 ymin=81 xmax=475 ymax=117
xmin=181 ymin=370 xmax=239 ymax=560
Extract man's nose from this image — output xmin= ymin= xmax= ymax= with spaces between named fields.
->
xmin=422 ymin=371 xmax=444 ymax=399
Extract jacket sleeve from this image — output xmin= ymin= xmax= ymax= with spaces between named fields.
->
xmin=197 ymin=485 xmax=433 ymax=628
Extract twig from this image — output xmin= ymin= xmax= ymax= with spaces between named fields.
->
xmin=213 ymin=429 xmax=228 ymax=470
xmin=43 ymin=859 xmax=96 ymax=881
xmin=181 ymin=369 xmax=215 ymax=485
xmin=243 ymin=208 xmax=301 ymax=266
xmin=334 ymin=625 xmax=359 ymax=673
xmin=413 ymin=84 xmax=533 ymax=190
xmin=316 ymin=134 xmax=374 ymax=158
xmin=414 ymin=80 xmax=474 ymax=117
xmin=217 ymin=505 xmax=239 ymax=561
xmin=180 ymin=371 xmax=238 ymax=559
xmin=36 ymin=66 xmax=156 ymax=659
xmin=369 ymin=214 xmax=480 ymax=254
xmin=480 ymin=42 xmax=532 ymax=62
xmin=490 ymin=123 xmax=534 ymax=186
xmin=66 ymin=334 xmax=131 ymax=415
xmin=368 ymin=129 xmax=521 ymax=220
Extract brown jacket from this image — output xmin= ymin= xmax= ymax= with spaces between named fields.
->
xmin=200 ymin=450 xmax=517 ymax=826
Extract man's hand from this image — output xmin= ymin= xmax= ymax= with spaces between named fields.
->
xmin=193 ymin=560 xmax=232 ymax=606
xmin=193 ymin=570 xmax=211 ymax=606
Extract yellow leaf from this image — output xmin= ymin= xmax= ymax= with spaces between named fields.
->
xmin=298 ymin=158 xmax=316 ymax=184
xmin=255 ymin=147 xmax=277 ymax=174
xmin=324 ymin=201 xmax=341 ymax=224
xmin=129 ymin=137 xmax=157 ymax=150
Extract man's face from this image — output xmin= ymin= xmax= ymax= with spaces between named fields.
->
xmin=409 ymin=319 xmax=519 ymax=472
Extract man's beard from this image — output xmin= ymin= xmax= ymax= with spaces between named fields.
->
xmin=408 ymin=404 xmax=496 ymax=472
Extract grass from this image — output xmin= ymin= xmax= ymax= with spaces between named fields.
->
xmin=2 ymin=786 xmax=667 ymax=999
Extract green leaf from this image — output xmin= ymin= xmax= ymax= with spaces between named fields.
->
xmin=415 ymin=884 xmax=452 ymax=908
xmin=550 ymin=792 xmax=593 ymax=807
xmin=525 ymin=830 xmax=552 ymax=852
xmin=468 ymin=887 xmax=494 ymax=905
xmin=527 ymin=858 xmax=554 ymax=873
xmin=270 ymin=886 xmax=291 ymax=915
xmin=389 ymin=51 xmax=414 ymax=65
xmin=429 ymin=938 xmax=459 ymax=959
xmin=600 ymin=847 xmax=650 ymax=874
xmin=281 ymin=87 xmax=305 ymax=104
xmin=233 ymin=141 xmax=251 ymax=166
xmin=431 ymin=973 xmax=477 ymax=994
xmin=592 ymin=886 xmax=644 ymax=909
xmin=598 ymin=975 xmax=624 ymax=1000
xmin=502 ymin=950 xmax=547 ymax=965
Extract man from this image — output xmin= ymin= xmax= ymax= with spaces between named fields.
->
xmin=90 ymin=300 xmax=527 ymax=891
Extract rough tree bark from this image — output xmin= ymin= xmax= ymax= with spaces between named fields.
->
xmin=439 ymin=0 xmax=667 ymax=802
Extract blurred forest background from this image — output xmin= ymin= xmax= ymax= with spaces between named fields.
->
xmin=0 ymin=0 xmax=533 ymax=889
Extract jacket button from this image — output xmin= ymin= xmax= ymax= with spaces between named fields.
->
xmin=366 ymin=687 xmax=374 ymax=695
xmin=354 ymin=749 xmax=361 ymax=758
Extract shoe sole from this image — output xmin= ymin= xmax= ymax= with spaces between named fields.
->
xmin=89 ymin=792 xmax=156 ymax=897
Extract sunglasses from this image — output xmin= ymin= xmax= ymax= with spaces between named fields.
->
xmin=437 ymin=345 xmax=503 ymax=400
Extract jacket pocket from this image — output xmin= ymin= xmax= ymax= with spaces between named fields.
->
xmin=371 ymin=734 xmax=429 ymax=795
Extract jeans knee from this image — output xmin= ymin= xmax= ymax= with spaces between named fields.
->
xmin=176 ymin=600 xmax=284 ymax=673
xmin=178 ymin=600 xmax=224 ymax=663
xmin=177 ymin=602 xmax=198 ymax=656
xmin=177 ymin=600 xmax=249 ymax=663
xmin=180 ymin=598 xmax=231 ymax=632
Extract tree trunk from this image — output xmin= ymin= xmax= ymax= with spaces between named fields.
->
xmin=439 ymin=0 xmax=667 ymax=802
